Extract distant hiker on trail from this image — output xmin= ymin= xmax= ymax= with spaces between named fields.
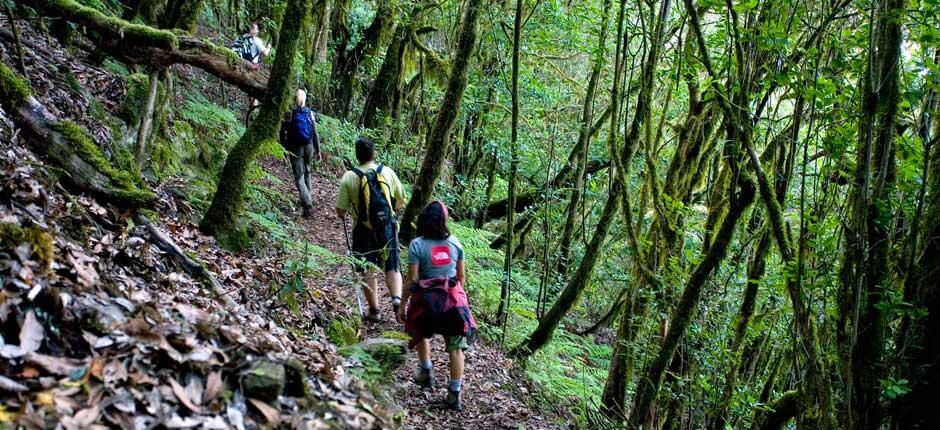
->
xmin=231 ymin=20 xmax=271 ymax=120
xmin=397 ymin=201 xmax=477 ymax=411
xmin=335 ymin=137 xmax=406 ymax=321
xmin=279 ymin=88 xmax=321 ymax=218
xmin=231 ymin=21 xmax=271 ymax=69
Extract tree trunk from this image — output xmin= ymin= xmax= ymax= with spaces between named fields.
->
xmin=134 ymin=68 xmax=162 ymax=166
xmin=496 ymin=0 xmax=524 ymax=327
xmin=839 ymin=0 xmax=903 ymax=428
xmin=360 ymin=24 xmax=407 ymax=128
xmin=199 ymin=0 xmax=311 ymax=242
xmin=556 ymin=0 xmax=613 ymax=276
xmin=600 ymin=0 xmax=674 ymax=416
xmin=398 ymin=0 xmax=486 ymax=242
xmin=628 ymin=162 xmax=755 ymax=427
xmin=330 ymin=0 xmax=395 ymax=118
xmin=475 ymin=153 xmax=498 ymax=228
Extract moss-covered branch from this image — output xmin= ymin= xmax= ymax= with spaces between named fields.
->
xmin=17 ymin=0 xmax=268 ymax=99
xmin=0 ymin=63 xmax=154 ymax=207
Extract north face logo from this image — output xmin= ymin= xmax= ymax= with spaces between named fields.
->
xmin=431 ymin=245 xmax=451 ymax=266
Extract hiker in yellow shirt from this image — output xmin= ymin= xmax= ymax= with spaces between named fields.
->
xmin=335 ymin=137 xmax=406 ymax=321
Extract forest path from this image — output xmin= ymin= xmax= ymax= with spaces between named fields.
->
xmin=261 ymin=155 xmax=561 ymax=429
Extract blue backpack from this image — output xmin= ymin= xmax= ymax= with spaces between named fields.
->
xmin=288 ymin=107 xmax=314 ymax=146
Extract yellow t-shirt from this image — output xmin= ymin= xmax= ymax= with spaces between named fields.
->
xmin=336 ymin=162 xmax=406 ymax=221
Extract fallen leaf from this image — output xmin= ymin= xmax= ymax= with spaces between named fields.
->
xmin=248 ymin=398 xmax=280 ymax=424
xmin=19 ymin=310 xmax=44 ymax=353
xmin=25 ymin=352 xmax=86 ymax=376
xmin=0 ymin=375 xmax=28 ymax=393
xmin=169 ymin=378 xmax=204 ymax=414
xmin=204 ymin=371 xmax=223 ymax=402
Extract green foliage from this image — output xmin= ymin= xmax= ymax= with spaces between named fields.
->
xmin=0 ymin=223 xmax=54 ymax=271
xmin=327 ymin=317 xmax=361 ymax=346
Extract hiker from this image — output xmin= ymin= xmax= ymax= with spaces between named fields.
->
xmin=231 ymin=21 xmax=271 ymax=120
xmin=279 ymin=88 xmax=321 ymax=218
xmin=231 ymin=21 xmax=271 ymax=68
xmin=335 ymin=137 xmax=406 ymax=321
xmin=397 ymin=201 xmax=477 ymax=411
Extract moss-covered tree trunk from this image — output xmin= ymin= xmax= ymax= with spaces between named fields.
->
xmin=398 ymin=0 xmax=486 ymax=242
xmin=627 ymin=155 xmax=755 ymax=427
xmin=199 ymin=0 xmax=311 ymax=242
xmin=839 ymin=0 xmax=902 ymax=428
xmin=329 ymin=0 xmax=396 ymax=118
xmin=360 ymin=24 xmax=407 ymax=128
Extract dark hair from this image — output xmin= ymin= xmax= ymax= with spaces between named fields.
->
xmin=416 ymin=201 xmax=450 ymax=240
xmin=355 ymin=137 xmax=376 ymax=164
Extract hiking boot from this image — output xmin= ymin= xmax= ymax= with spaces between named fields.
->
xmin=414 ymin=367 xmax=434 ymax=389
xmin=301 ymin=206 xmax=313 ymax=218
xmin=363 ymin=307 xmax=380 ymax=323
xmin=391 ymin=296 xmax=401 ymax=316
xmin=445 ymin=388 xmax=462 ymax=411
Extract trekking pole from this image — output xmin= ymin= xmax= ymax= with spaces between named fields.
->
xmin=342 ymin=216 xmax=365 ymax=316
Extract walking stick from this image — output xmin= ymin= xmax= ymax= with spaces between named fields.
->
xmin=342 ymin=216 xmax=365 ymax=316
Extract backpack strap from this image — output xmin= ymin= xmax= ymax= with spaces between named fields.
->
xmin=350 ymin=167 xmax=365 ymax=178
xmin=376 ymin=164 xmax=384 ymax=174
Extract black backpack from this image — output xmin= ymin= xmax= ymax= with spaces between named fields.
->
xmin=352 ymin=165 xmax=395 ymax=245
xmin=230 ymin=34 xmax=256 ymax=61
xmin=287 ymin=107 xmax=314 ymax=146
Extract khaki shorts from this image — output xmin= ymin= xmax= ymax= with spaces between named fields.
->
xmin=445 ymin=336 xmax=468 ymax=352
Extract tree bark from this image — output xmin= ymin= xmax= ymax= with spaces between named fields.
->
xmin=199 ymin=0 xmax=312 ymax=241
xmin=398 ymin=0 xmax=486 ymax=242
xmin=330 ymin=0 xmax=395 ymax=117
xmin=839 ymin=0 xmax=903 ymax=428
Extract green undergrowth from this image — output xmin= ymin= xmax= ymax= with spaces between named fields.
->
xmin=450 ymin=220 xmax=611 ymax=421
xmin=0 ymin=62 xmax=33 ymax=109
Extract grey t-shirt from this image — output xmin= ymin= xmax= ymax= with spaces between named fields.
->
xmin=408 ymin=236 xmax=464 ymax=280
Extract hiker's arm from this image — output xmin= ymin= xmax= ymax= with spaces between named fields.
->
xmin=310 ymin=111 xmax=322 ymax=158
xmin=398 ymin=263 xmax=419 ymax=323
xmin=456 ymin=260 xmax=466 ymax=288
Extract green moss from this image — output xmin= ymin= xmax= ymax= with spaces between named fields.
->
xmin=0 ymin=62 xmax=33 ymax=110
xmin=49 ymin=0 xmax=179 ymax=50
xmin=51 ymin=121 xmax=153 ymax=204
xmin=379 ymin=331 xmax=411 ymax=341
xmin=214 ymin=226 xmax=251 ymax=252
xmin=0 ymin=224 xmax=54 ymax=272
xmin=204 ymin=38 xmax=241 ymax=66
xmin=326 ymin=317 xmax=360 ymax=346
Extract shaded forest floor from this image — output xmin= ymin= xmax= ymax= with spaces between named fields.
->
xmin=262 ymin=157 xmax=563 ymax=429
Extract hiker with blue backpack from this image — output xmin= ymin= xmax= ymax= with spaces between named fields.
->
xmin=335 ymin=137 xmax=406 ymax=322
xmin=280 ymin=89 xmax=321 ymax=218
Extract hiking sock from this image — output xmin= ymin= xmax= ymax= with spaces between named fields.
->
xmin=420 ymin=359 xmax=433 ymax=370
xmin=448 ymin=379 xmax=462 ymax=392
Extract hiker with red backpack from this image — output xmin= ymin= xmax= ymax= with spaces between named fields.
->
xmin=397 ymin=201 xmax=477 ymax=411
xmin=335 ymin=137 xmax=406 ymax=321
xmin=280 ymin=89 xmax=321 ymax=218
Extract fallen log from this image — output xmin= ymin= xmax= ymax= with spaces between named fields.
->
xmin=0 ymin=62 xmax=154 ymax=207
xmin=17 ymin=0 xmax=269 ymax=99
xmin=137 ymin=215 xmax=237 ymax=309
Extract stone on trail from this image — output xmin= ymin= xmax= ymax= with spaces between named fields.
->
xmin=242 ymin=360 xmax=286 ymax=402
xmin=358 ymin=338 xmax=407 ymax=369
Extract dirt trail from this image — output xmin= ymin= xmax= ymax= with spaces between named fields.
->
xmin=263 ymin=156 xmax=563 ymax=429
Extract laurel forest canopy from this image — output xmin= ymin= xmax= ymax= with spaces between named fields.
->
xmin=1 ymin=0 xmax=938 ymax=427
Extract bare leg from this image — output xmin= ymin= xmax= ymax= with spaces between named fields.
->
xmin=362 ymin=269 xmax=378 ymax=309
xmin=449 ymin=349 xmax=465 ymax=380
xmin=385 ymin=270 xmax=402 ymax=301
xmin=416 ymin=339 xmax=431 ymax=362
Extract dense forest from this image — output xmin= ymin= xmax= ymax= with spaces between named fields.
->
xmin=0 ymin=0 xmax=937 ymax=427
